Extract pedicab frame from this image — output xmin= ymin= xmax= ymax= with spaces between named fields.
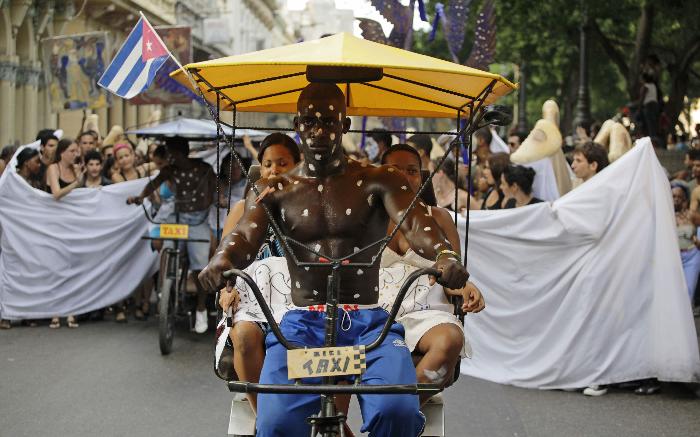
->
xmin=171 ymin=33 xmax=516 ymax=436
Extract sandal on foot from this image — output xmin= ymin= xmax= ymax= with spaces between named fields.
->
xmin=67 ymin=317 xmax=79 ymax=329
xmin=115 ymin=312 xmax=127 ymax=323
xmin=49 ymin=318 xmax=60 ymax=329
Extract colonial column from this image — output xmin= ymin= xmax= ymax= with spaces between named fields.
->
xmin=18 ymin=61 xmax=41 ymax=142
xmin=0 ymin=55 xmax=18 ymax=146
xmin=109 ymin=96 xmax=124 ymax=130
xmin=124 ymin=100 xmax=137 ymax=142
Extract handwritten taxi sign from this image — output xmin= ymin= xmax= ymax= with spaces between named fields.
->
xmin=287 ymin=345 xmax=366 ymax=379
xmin=159 ymin=224 xmax=189 ymax=239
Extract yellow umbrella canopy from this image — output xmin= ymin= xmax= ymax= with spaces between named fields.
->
xmin=171 ymin=33 xmax=517 ymax=119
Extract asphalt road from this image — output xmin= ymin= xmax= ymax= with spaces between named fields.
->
xmin=1 ymin=316 xmax=699 ymax=437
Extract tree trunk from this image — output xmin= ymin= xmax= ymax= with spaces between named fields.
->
xmin=664 ymin=69 xmax=688 ymax=134
xmin=627 ymin=2 xmax=654 ymax=100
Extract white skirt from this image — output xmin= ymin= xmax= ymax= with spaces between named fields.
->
xmin=398 ymin=309 xmax=472 ymax=358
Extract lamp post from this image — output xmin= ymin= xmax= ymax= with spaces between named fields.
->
xmin=517 ymin=60 xmax=528 ymax=133
xmin=572 ymin=2 xmax=592 ymax=133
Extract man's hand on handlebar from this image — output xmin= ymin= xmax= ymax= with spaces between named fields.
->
xmin=126 ymin=195 xmax=144 ymax=205
xmin=431 ymin=257 xmax=469 ymax=290
xmin=199 ymin=253 xmax=233 ymax=291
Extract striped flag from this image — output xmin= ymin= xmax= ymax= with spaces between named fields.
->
xmin=98 ymin=15 xmax=170 ymax=99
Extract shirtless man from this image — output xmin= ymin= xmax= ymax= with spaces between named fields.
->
xmin=199 ymin=83 xmax=468 ymax=437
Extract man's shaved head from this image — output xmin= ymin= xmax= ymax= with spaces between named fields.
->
xmin=297 ymin=83 xmax=346 ymax=114
xmin=294 ymin=83 xmax=351 ymax=174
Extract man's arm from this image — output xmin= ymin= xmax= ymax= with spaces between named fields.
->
xmin=691 ymin=186 xmax=700 ymax=226
xmin=375 ymin=167 xmax=468 ymax=289
xmin=199 ymin=181 xmax=271 ymax=290
xmin=126 ymin=168 xmax=169 ymax=204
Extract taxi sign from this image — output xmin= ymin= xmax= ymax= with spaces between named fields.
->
xmin=287 ymin=345 xmax=366 ymax=379
xmin=160 ymin=224 xmax=189 ymax=239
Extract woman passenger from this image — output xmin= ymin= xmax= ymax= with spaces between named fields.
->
xmin=381 ymin=144 xmax=485 ymax=403
xmin=481 ymin=152 xmax=509 ymax=210
xmin=217 ymin=132 xmax=301 ymax=413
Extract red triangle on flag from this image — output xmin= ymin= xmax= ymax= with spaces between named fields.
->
xmin=142 ymin=19 xmax=169 ymax=61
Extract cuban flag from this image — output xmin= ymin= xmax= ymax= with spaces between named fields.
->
xmin=98 ymin=15 xmax=170 ymax=99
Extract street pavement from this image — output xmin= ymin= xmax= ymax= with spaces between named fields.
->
xmin=1 ymin=316 xmax=699 ymax=437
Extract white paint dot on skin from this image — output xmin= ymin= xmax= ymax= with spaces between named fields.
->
xmin=333 ymin=159 xmax=341 ymax=167
xmin=356 ymin=180 xmax=363 ymax=187
xmin=228 ymin=242 xmax=235 ymax=246
xmin=314 ymin=154 xmax=322 ymax=160
xmin=315 ymin=112 xmax=321 ymax=118
xmin=313 ymin=290 xmax=319 ymax=295
xmin=281 ymin=208 xmax=286 ymax=221
xmin=345 ymin=208 xmax=352 ymax=215
xmin=302 ymin=209 xmax=309 ymax=217
xmin=434 ymin=243 xmax=442 ymax=250
xmin=353 ymin=293 xmax=360 ymax=299
xmin=300 ymin=124 xmax=305 ymax=132
xmin=401 ymin=185 xmax=407 ymax=190
xmin=250 ymin=223 xmax=258 ymax=229
xmin=305 ymin=267 xmax=310 ymax=271
xmin=354 ymin=247 xmax=360 ymax=253
xmin=277 ymin=182 xmax=283 ymax=190
xmin=329 ymin=105 xmax=334 ymax=110
xmin=357 ymin=269 xmax=363 ymax=275
xmin=387 ymin=167 xmax=395 ymax=172
xmin=296 ymin=281 xmax=301 ymax=289
xmin=294 ymin=180 xmax=300 ymax=185
xmin=361 ymin=162 xmax=368 ymax=167
xmin=249 ymin=205 xmax=257 ymax=210
xmin=305 ymin=138 xmax=312 ymax=146
xmin=367 ymin=194 xmax=374 ymax=206
xmin=374 ymin=286 xmax=379 ymax=291
xmin=308 ymin=163 xmax=315 ymax=171
xmin=424 ymin=226 xmax=431 ymax=231
xmin=318 ymin=185 xmax=323 ymax=192
xmin=419 ymin=249 xmax=424 ymax=254
xmin=308 ymin=104 xmax=314 ymax=109
xmin=330 ymin=133 xmax=336 ymax=141
xmin=397 ymin=210 xmax=404 ymax=216
xmin=314 ymin=243 xmax=322 ymax=252
xmin=338 ymin=113 xmax=342 ymax=121
xmin=217 ymin=250 xmax=224 ymax=255
xmin=247 ymin=254 xmax=251 ymax=260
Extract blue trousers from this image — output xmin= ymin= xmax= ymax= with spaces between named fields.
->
xmin=256 ymin=308 xmax=425 ymax=437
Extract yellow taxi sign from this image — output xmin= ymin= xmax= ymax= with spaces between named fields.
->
xmin=287 ymin=345 xmax=366 ymax=379
xmin=160 ymin=224 xmax=189 ymax=239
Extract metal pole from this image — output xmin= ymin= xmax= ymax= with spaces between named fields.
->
xmin=517 ymin=61 xmax=528 ymax=133
xmin=572 ymin=1 xmax=592 ymax=133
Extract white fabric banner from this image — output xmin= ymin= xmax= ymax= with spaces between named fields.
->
xmin=0 ymin=160 xmax=158 ymax=319
xmin=460 ymin=139 xmax=700 ymax=387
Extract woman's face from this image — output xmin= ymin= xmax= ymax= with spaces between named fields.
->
xmin=61 ymin=143 xmax=80 ymax=164
xmin=476 ymin=173 xmax=489 ymax=193
xmin=116 ymin=147 xmax=135 ymax=171
xmin=500 ymin=174 xmax=513 ymax=197
xmin=261 ymin=144 xmax=297 ymax=179
xmin=86 ymin=159 xmax=102 ymax=178
xmin=483 ymin=163 xmax=495 ymax=186
xmin=383 ymin=150 xmax=422 ymax=192
xmin=26 ymin=155 xmax=41 ymax=174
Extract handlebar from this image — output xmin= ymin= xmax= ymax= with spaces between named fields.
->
xmin=227 ymin=381 xmax=443 ymax=396
xmin=221 ymin=267 xmax=441 ymax=353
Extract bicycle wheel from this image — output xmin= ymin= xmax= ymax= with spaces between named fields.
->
xmin=159 ymin=252 xmax=177 ymax=355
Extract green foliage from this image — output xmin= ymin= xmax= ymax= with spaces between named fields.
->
xmin=410 ymin=0 xmax=700 ymax=131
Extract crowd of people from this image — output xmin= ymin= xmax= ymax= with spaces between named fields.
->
xmin=0 ymin=101 xmax=698 ymax=407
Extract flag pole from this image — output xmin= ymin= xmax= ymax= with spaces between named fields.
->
xmin=138 ymin=11 xmax=201 ymax=94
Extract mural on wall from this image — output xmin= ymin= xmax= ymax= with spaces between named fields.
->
xmin=42 ymin=32 xmax=111 ymax=111
xmin=131 ymin=26 xmax=196 ymax=105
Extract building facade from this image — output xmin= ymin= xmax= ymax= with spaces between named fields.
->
xmin=0 ymin=0 xmax=295 ymax=147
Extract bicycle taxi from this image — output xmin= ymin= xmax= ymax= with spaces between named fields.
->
xmin=170 ymin=33 xmax=516 ymax=436
xmin=128 ymin=119 xmax=267 ymax=355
